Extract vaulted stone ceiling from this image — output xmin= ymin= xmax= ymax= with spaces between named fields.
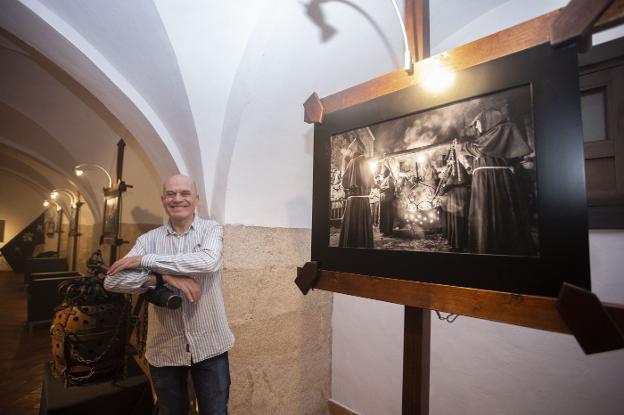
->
xmin=0 ymin=0 xmax=566 ymax=226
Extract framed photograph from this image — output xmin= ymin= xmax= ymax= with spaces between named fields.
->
xmin=101 ymin=189 xmax=120 ymax=244
xmin=312 ymin=44 xmax=590 ymax=297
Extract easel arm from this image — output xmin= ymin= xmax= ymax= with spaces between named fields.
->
xmin=312 ymin=269 xmax=624 ymax=338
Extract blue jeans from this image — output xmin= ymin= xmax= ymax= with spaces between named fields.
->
xmin=149 ymin=352 xmax=230 ymax=415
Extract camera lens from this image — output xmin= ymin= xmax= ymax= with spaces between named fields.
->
xmin=167 ymin=295 xmax=182 ymax=309
xmin=145 ymin=286 xmax=182 ymax=309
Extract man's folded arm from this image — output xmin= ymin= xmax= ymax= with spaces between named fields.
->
xmin=104 ymin=237 xmax=151 ymax=294
xmin=141 ymin=224 xmax=223 ymax=276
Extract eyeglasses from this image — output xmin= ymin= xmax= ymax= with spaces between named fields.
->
xmin=164 ymin=191 xmax=195 ymax=200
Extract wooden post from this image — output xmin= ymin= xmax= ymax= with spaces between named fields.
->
xmin=71 ymin=198 xmax=82 ymax=271
xmin=55 ymin=208 xmax=63 ymax=254
xmin=109 ymin=139 xmax=126 ymax=265
xmin=405 ymin=0 xmax=430 ymax=63
xmin=403 ymin=306 xmax=431 ymax=415
xmin=402 ymin=2 xmax=431 ymax=414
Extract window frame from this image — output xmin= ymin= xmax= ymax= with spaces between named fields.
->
xmin=579 ymin=36 xmax=624 ymax=228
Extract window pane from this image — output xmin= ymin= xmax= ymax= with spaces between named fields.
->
xmin=581 ymin=89 xmax=607 ymax=142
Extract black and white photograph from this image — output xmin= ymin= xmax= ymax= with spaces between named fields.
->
xmin=329 ymin=85 xmax=538 ymax=257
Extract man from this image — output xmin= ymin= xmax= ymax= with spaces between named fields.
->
xmin=105 ymin=174 xmax=234 ymax=415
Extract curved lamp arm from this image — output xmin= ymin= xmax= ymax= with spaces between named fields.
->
xmin=50 ymin=188 xmax=77 ymax=207
xmin=74 ymin=163 xmax=113 ymax=188
xmin=43 ymin=199 xmax=62 ymax=211
xmin=389 ymin=0 xmax=412 ymax=72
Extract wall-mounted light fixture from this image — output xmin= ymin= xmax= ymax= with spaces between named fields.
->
xmin=43 ymin=199 xmax=62 ymax=211
xmin=73 ymin=163 xmax=113 ymax=188
xmin=50 ymin=188 xmax=83 ymax=271
xmin=50 ymin=188 xmax=78 ymax=208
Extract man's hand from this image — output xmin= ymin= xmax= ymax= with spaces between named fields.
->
xmin=164 ymin=275 xmax=202 ymax=304
xmin=108 ymin=256 xmax=143 ymax=276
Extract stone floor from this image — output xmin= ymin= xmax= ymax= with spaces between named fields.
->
xmin=0 ymin=271 xmax=49 ymax=415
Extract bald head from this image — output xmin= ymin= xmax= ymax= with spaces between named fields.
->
xmin=162 ymin=174 xmax=198 ymax=196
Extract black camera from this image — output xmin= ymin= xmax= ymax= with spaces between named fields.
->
xmin=144 ymin=276 xmax=182 ymax=309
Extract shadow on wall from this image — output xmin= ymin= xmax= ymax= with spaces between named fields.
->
xmin=130 ymin=207 xmax=163 ymax=233
xmin=209 ymin=1 xmax=400 ymax=224
xmin=301 ymin=0 xmax=399 ymax=65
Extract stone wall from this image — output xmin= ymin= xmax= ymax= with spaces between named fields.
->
xmin=223 ymin=226 xmax=331 ymax=415
xmin=93 ymin=222 xmax=332 ymax=414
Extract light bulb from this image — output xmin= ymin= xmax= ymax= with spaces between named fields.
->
xmin=421 ymin=56 xmax=455 ymax=94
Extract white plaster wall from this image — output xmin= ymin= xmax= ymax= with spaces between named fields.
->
xmin=593 ymin=24 xmax=624 ymax=45
xmin=222 ymin=0 xmax=403 ymax=227
xmin=120 ymin=140 xmax=165 ymax=226
xmin=430 ymin=0 xmax=567 ymax=55
xmin=332 ymin=232 xmax=624 ymax=415
xmin=179 ymin=0 xmax=571 ymax=228
xmin=153 ymin=0 xmax=407 ymax=226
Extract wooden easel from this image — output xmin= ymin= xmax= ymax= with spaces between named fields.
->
xmin=101 ymin=139 xmax=132 ymax=265
xmin=298 ymin=1 xmax=624 ymax=414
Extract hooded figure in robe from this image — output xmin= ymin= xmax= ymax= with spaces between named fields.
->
xmin=339 ymin=152 xmax=374 ymax=248
xmin=439 ymin=144 xmax=471 ymax=250
xmin=378 ymin=166 xmax=395 ymax=236
xmin=464 ymin=109 xmax=536 ymax=255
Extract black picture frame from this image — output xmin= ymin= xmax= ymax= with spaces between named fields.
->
xmin=312 ymin=43 xmax=591 ymax=297
xmin=101 ymin=188 xmax=120 ymax=244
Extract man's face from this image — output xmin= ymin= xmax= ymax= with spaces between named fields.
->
xmin=161 ymin=176 xmax=199 ymax=222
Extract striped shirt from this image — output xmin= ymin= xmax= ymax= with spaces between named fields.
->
xmin=104 ymin=216 xmax=234 ymax=367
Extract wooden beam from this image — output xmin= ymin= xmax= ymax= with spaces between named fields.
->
xmin=550 ymin=0 xmax=615 ymax=47
xmin=402 ymin=306 xmax=430 ymax=415
xmin=596 ymin=0 xmax=624 ymax=28
xmin=317 ymin=10 xmax=558 ymax=118
xmin=305 ymin=0 xmax=624 ymax=123
xmin=314 ymin=270 xmax=624 ymax=334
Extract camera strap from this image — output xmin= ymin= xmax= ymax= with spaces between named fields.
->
xmin=154 ymin=272 xmax=164 ymax=287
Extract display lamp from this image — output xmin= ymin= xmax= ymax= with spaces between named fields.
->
xmin=43 ymin=200 xmax=62 ymax=211
xmin=420 ymin=54 xmax=455 ymax=94
xmin=390 ymin=0 xmax=413 ymax=72
xmin=50 ymin=188 xmax=77 ymax=208
xmin=73 ymin=163 xmax=113 ymax=188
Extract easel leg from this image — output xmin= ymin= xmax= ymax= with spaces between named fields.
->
xmin=402 ymin=306 xmax=431 ymax=415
